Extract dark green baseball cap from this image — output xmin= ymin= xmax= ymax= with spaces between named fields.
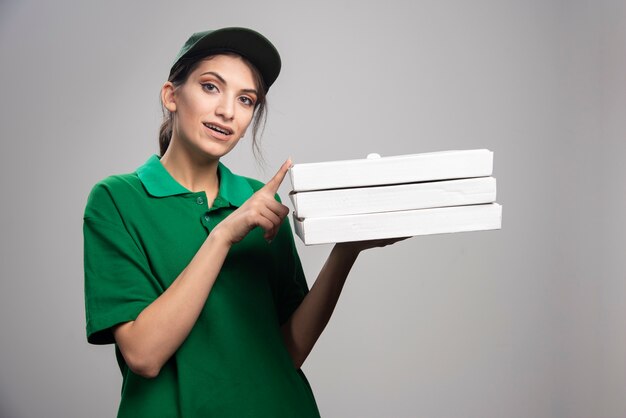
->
xmin=170 ymin=27 xmax=282 ymax=91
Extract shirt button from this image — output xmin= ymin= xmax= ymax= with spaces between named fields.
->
xmin=196 ymin=196 xmax=204 ymax=205
xmin=204 ymin=214 xmax=210 ymax=222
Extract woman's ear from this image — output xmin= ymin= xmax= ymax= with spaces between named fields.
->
xmin=161 ymin=81 xmax=177 ymax=112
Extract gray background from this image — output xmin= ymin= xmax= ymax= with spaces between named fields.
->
xmin=1 ymin=0 xmax=624 ymax=417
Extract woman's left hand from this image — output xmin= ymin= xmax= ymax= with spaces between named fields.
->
xmin=335 ymin=236 xmax=410 ymax=256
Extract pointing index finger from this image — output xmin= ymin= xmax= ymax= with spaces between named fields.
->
xmin=264 ymin=159 xmax=293 ymax=195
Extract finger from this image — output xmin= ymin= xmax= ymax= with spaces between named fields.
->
xmin=264 ymin=224 xmax=281 ymax=242
xmin=265 ymin=200 xmax=290 ymax=219
xmin=263 ymin=159 xmax=293 ymax=195
xmin=261 ymin=220 xmax=282 ymax=242
xmin=256 ymin=217 xmax=275 ymax=236
xmin=265 ymin=228 xmax=278 ymax=242
xmin=249 ymin=194 xmax=289 ymax=219
xmin=252 ymin=205 xmax=283 ymax=235
xmin=369 ymin=237 xmax=409 ymax=247
xmin=259 ymin=206 xmax=282 ymax=228
xmin=261 ymin=209 xmax=287 ymax=241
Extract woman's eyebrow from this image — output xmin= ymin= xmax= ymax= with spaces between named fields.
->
xmin=200 ymin=71 xmax=226 ymax=84
xmin=241 ymin=88 xmax=258 ymax=95
xmin=199 ymin=71 xmax=258 ymax=95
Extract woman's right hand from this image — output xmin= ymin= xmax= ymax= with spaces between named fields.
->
xmin=213 ymin=159 xmax=292 ymax=245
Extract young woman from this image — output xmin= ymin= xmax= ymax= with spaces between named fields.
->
xmin=84 ymin=27 xmax=399 ymax=417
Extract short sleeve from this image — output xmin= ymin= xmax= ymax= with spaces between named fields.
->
xmin=83 ymin=182 xmax=160 ymax=345
xmin=271 ymin=205 xmax=309 ymax=326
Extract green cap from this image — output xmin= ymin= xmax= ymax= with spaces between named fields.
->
xmin=170 ymin=27 xmax=282 ymax=91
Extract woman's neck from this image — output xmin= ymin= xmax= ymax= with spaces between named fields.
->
xmin=160 ymin=143 xmax=220 ymax=201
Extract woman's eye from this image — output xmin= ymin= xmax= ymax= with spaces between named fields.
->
xmin=239 ymin=96 xmax=255 ymax=106
xmin=202 ymin=83 xmax=217 ymax=92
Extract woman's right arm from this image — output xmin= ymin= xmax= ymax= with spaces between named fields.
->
xmin=112 ymin=229 xmax=230 ymax=378
xmin=113 ymin=160 xmax=291 ymax=378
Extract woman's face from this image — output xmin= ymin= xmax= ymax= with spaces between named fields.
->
xmin=164 ymin=54 xmax=258 ymax=160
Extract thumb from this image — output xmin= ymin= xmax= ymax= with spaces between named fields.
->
xmin=263 ymin=159 xmax=292 ymax=195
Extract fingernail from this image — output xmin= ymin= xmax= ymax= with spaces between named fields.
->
xmin=266 ymin=238 xmax=273 ymax=244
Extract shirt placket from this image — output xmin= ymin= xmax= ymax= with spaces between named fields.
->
xmin=197 ymin=194 xmax=229 ymax=233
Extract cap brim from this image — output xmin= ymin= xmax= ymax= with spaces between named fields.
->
xmin=173 ymin=27 xmax=281 ymax=91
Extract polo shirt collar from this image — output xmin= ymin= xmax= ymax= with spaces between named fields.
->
xmin=137 ymin=155 xmax=188 ymax=197
xmin=217 ymin=162 xmax=255 ymax=207
xmin=136 ymin=154 xmax=254 ymax=207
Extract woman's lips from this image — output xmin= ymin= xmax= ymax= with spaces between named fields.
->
xmin=203 ymin=122 xmax=233 ymax=140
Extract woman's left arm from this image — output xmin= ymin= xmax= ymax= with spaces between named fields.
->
xmin=280 ymin=238 xmax=404 ymax=369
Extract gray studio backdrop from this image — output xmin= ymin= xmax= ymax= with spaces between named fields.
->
xmin=1 ymin=1 xmax=624 ymax=417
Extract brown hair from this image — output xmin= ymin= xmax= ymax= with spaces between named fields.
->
xmin=159 ymin=53 xmax=268 ymax=160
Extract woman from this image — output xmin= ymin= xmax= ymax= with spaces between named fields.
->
xmin=84 ymin=27 xmax=398 ymax=417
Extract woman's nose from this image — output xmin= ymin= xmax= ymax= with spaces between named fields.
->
xmin=215 ymin=96 xmax=235 ymax=121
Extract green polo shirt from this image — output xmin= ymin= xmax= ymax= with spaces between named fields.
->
xmin=84 ymin=155 xmax=320 ymax=418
